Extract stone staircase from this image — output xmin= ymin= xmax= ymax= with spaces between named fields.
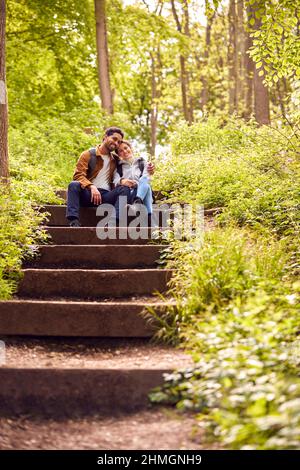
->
xmin=0 ymin=191 xmax=194 ymax=417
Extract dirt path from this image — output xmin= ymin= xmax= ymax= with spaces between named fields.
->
xmin=0 ymin=409 xmax=209 ymax=450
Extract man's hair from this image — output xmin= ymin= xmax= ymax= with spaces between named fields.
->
xmin=104 ymin=126 xmax=124 ymax=138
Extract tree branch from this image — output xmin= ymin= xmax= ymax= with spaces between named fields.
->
xmin=170 ymin=0 xmax=182 ymax=32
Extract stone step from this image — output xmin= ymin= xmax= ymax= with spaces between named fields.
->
xmin=25 ymin=245 xmax=166 ymax=269
xmin=46 ymin=227 xmax=165 ymax=245
xmin=56 ymin=188 xmax=165 ymax=202
xmin=18 ymin=269 xmax=172 ymax=299
xmin=0 ymin=410 xmax=203 ymax=450
xmin=40 ymin=205 xmax=173 ymax=227
xmin=0 ymin=299 xmax=168 ymax=337
xmin=55 ymin=189 xmax=221 ymax=215
xmin=0 ymin=338 xmax=192 ymax=415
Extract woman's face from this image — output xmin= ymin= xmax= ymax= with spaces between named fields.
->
xmin=118 ymin=142 xmax=133 ymax=160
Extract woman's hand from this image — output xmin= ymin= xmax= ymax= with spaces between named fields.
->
xmin=90 ymin=185 xmax=102 ymax=205
xmin=120 ymin=178 xmax=137 ymax=188
xmin=147 ymin=162 xmax=155 ymax=175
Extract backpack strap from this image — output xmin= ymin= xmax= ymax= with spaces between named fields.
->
xmin=116 ymin=158 xmax=145 ymax=179
xmin=116 ymin=161 xmax=123 ymax=178
xmin=137 ymin=158 xmax=145 ymax=176
xmin=88 ymin=147 xmax=97 ymax=173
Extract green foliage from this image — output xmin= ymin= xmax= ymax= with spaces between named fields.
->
xmin=150 ymin=227 xmax=300 ymax=449
xmin=107 ymin=0 xmax=185 ymax=146
xmin=153 ymin=118 xmax=300 ymax=236
xmin=150 ymin=119 xmax=300 ymax=449
xmin=7 ymin=0 xmax=97 ymax=124
xmin=9 ymin=115 xmax=100 ymax=190
xmin=6 ymin=0 xmax=300 ymax=143
xmin=0 ymin=186 xmax=49 ymax=299
xmin=247 ymin=0 xmax=300 ymax=86
xmin=9 ymin=100 xmax=141 ymax=186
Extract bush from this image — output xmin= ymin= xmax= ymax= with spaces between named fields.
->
xmin=0 ymin=186 xmax=49 ymax=299
xmin=149 ymin=118 xmax=300 ymax=449
xmin=9 ymin=117 xmax=97 ymax=190
xmin=153 ymin=117 xmax=300 ymax=237
xmin=150 ymin=227 xmax=300 ymax=449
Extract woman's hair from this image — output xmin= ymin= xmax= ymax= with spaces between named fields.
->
xmin=117 ymin=140 xmax=133 ymax=158
xmin=120 ymin=140 xmax=132 ymax=149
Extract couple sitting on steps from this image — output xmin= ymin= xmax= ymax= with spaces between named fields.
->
xmin=66 ymin=126 xmax=155 ymax=227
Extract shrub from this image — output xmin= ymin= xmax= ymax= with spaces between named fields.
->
xmin=0 ymin=186 xmax=49 ymax=299
xmin=153 ymin=118 xmax=300 ymax=237
xmin=149 ymin=118 xmax=300 ymax=449
xmin=150 ymin=228 xmax=300 ymax=449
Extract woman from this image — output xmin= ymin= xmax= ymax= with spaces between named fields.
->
xmin=114 ymin=140 xmax=153 ymax=217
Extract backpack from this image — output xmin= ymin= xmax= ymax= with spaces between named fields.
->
xmin=116 ymin=157 xmax=145 ymax=178
xmin=87 ymin=147 xmax=100 ymax=173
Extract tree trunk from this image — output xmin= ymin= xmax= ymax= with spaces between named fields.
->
xmin=0 ymin=0 xmax=9 ymax=182
xmin=236 ymin=0 xmax=244 ymax=114
xmin=94 ymin=0 xmax=113 ymax=114
xmin=244 ymin=2 xmax=254 ymax=119
xmin=228 ymin=0 xmax=237 ymax=114
xmin=171 ymin=0 xmax=193 ymax=124
xmin=180 ymin=55 xmax=190 ymax=123
xmin=276 ymin=80 xmax=286 ymax=120
xmin=150 ymin=53 xmax=158 ymax=157
xmin=147 ymin=0 xmax=163 ymax=157
xmin=253 ymin=70 xmax=270 ymax=125
xmin=251 ymin=1 xmax=270 ymax=125
xmin=201 ymin=2 xmax=216 ymax=110
xmin=183 ymin=0 xmax=193 ymax=123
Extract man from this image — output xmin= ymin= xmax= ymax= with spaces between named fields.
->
xmin=66 ymin=126 xmax=154 ymax=227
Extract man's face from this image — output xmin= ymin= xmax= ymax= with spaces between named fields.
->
xmin=103 ymin=132 xmax=123 ymax=153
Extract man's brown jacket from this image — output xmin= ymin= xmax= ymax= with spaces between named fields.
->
xmin=73 ymin=145 xmax=117 ymax=189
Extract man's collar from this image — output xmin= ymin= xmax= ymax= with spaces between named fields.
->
xmin=96 ymin=144 xmax=116 ymax=160
xmin=95 ymin=144 xmax=104 ymax=157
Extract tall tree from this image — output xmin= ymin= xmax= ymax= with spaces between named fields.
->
xmin=140 ymin=0 xmax=164 ymax=156
xmin=95 ymin=0 xmax=113 ymax=114
xmin=228 ymin=0 xmax=237 ymax=114
xmin=171 ymin=0 xmax=193 ymax=124
xmin=200 ymin=1 xmax=216 ymax=110
xmin=0 ymin=0 xmax=9 ymax=181
xmin=248 ymin=1 xmax=270 ymax=125
xmin=236 ymin=0 xmax=245 ymax=113
xmin=150 ymin=50 xmax=158 ymax=157
xmin=244 ymin=1 xmax=254 ymax=119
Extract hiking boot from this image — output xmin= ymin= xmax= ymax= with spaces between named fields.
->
xmin=127 ymin=198 xmax=144 ymax=216
xmin=69 ymin=218 xmax=81 ymax=227
xmin=133 ymin=197 xmax=143 ymax=205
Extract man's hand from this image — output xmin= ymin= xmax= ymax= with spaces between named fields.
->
xmin=90 ymin=185 xmax=102 ymax=205
xmin=147 ymin=162 xmax=155 ymax=175
xmin=120 ymin=178 xmax=137 ymax=188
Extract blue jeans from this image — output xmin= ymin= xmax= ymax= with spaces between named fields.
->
xmin=66 ymin=181 xmax=131 ymax=220
xmin=130 ymin=176 xmax=153 ymax=215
